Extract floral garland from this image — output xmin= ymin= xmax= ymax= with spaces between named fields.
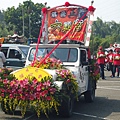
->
xmin=0 ymin=57 xmax=78 ymax=118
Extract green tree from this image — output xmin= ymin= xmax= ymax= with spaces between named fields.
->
xmin=4 ymin=0 xmax=45 ymax=38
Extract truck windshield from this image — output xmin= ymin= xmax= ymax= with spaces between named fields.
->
xmin=29 ymin=48 xmax=78 ymax=62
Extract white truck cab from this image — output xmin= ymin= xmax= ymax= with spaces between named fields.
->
xmin=25 ymin=43 xmax=96 ymax=117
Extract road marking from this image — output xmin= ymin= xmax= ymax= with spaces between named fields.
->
xmin=73 ymin=112 xmax=113 ymax=120
xmin=98 ymin=86 xmax=120 ymax=88
xmin=23 ymin=114 xmax=35 ymax=120
xmin=97 ymin=86 xmax=120 ymax=91
xmin=98 ymin=81 xmax=120 ymax=83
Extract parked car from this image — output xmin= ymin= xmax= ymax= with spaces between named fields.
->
xmin=1 ymin=44 xmax=30 ymax=70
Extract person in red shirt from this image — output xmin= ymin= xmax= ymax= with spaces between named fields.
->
xmin=107 ymin=49 xmax=114 ymax=77
xmin=97 ymin=46 xmax=106 ymax=80
xmin=113 ymin=49 xmax=120 ymax=77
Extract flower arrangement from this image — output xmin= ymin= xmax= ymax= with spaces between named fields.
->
xmin=89 ymin=59 xmax=100 ymax=81
xmin=31 ymin=57 xmax=63 ymax=69
xmin=56 ymin=69 xmax=78 ymax=97
xmin=0 ymin=76 xmax=60 ymax=117
xmin=0 ymin=57 xmax=78 ymax=118
xmin=0 ymin=68 xmax=14 ymax=80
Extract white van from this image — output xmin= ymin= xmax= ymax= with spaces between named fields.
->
xmin=1 ymin=44 xmax=30 ymax=70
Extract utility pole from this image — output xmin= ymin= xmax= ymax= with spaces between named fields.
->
xmin=22 ymin=6 xmax=25 ymax=36
xmin=29 ymin=13 xmax=31 ymax=38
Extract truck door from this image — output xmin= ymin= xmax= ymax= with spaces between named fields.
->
xmin=79 ymin=49 xmax=89 ymax=93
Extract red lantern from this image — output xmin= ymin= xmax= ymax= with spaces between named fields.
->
xmin=88 ymin=6 xmax=95 ymax=12
xmin=42 ymin=7 xmax=47 ymax=14
xmin=65 ymin=2 xmax=70 ymax=7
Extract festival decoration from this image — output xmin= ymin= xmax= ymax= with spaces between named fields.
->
xmin=89 ymin=60 xmax=100 ymax=81
xmin=88 ymin=6 xmax=95 ymax=12
xmin=0 ymin=58 xmax=78 ymax=118
xmin=64 ymin=2 xmax=70 ymax=7
xmin=42 ymin=7 xmax=47 ymax=14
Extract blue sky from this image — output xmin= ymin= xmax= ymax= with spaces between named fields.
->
xmin=0 ymin=0 xmax=120 ymax=23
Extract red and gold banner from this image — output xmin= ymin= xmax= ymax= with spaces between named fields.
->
xmin=47 ymin=7 xmax=88 ymax=42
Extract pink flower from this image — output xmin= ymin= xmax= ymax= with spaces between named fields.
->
xmin=21 ymin=95 xmax=25 ymax=100
xmin=1 ymin=93 xmax=4 ymax=97
xmin=9 ymin=94 xmax=14 ymax=98
xmin=49 ymin=88 xmax=56 ymax=94
xmin=35 ymin=92 xmax=40 ymax=99
xmin=3 ymin=79 xmax=9 ymax=84
xmin=10 ymin=81 xmax=15 ymax=87
xmin=41 ymin=91 xmax=46 ymax=97
xmin=30 ymin=86 xmax=34 ymax=90
xmin=18 ymin=89 xmax=23 ymax=94
xmin=44 ymin=90 xmax=48 ymax=95
xmin=29 ymin=95 xmax=34 ymax=100
xmin=61 ymin=74 xmax=65 ymax=78
xmin=46 ymin=96 xmax=51 ymax=101
xmin=0 ymin=88 xmax=5 ymax=93
xmin=43 ymin=80 xmax=51 ymax=87
xmin=36 ymin=86 xmax=41 ymax=91
xmin=66 ymin=79 xmax=71 ymax=84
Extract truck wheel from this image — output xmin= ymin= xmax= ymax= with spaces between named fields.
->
xmin=59 ymin=96 xmax=74 ymax=117
xmin=1 ymin=101 xmax=15 ymax=115
xmin=84 ymin=87 xmax=95 ymax=103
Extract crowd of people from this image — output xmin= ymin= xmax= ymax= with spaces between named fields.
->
xmin=96 ymin=44 xmax=120 ymax=80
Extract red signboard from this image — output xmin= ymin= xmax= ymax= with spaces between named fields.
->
xmin=47 ymin=7 xmax=88 ymax=42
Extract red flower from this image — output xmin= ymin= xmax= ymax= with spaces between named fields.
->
xmin=3 ymin=74 xmax=8 ymax=77
xmin=46 ymin=96 xmax=51 ymax=101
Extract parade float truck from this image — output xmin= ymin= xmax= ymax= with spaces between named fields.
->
xmin=0 ymin=1 xmax=99 ymax=118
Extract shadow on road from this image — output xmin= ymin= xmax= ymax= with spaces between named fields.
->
xmin=1 ymin=95 xmax=120 ymax=120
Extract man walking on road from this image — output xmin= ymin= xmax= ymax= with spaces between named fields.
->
xmin=97 ymin=46 xmax=106 ymax=80
xmin=113 ymin=49 xmax=120 ymax=77
xmin=107 ymin=49 xmax=114 ymax=77
xmin=0 ymin=44 xmax=6 ymax=68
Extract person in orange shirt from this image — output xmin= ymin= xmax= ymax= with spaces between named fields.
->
xmin=107 ymin=49 xmax=114 ymax=77
xmin=97 ymin=46 xmax=106 ymax=80
xmin=113 ymin=49 xmax=120 ymax=77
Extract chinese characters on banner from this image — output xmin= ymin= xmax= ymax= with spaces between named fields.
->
xmin=47 ymin=7 xmax=88 ymax=42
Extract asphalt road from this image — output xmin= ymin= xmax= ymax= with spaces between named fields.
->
xmin=0 ymin=71 xmax=120 ymax=120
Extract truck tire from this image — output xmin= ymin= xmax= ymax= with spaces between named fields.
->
xmin=84 ymin=86 xmax=95 ymax=103
xmin=59 ymin=95 xmax=74 ymax=117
